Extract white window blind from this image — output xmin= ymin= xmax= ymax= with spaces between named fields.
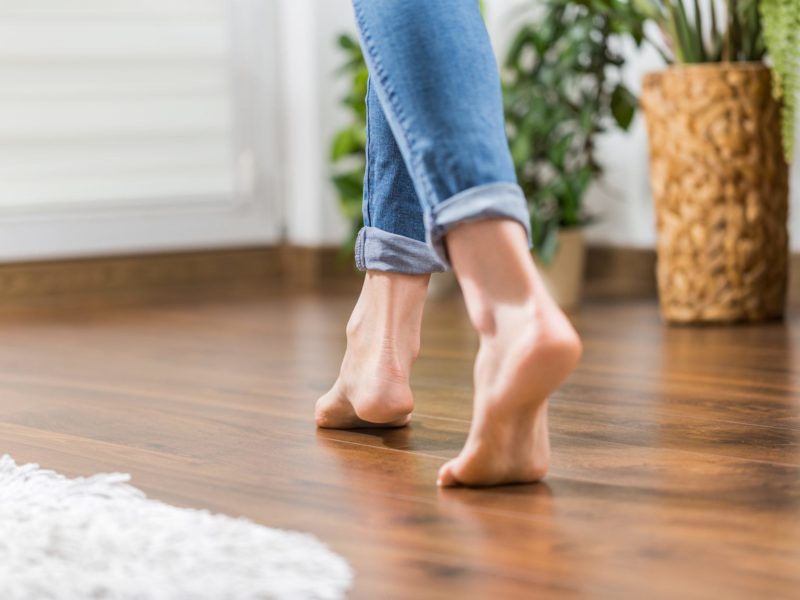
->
xmin=0 ymin=0 xmax=280 ymax=261
xmin=0 ymin=0 xmax=239 ymax=210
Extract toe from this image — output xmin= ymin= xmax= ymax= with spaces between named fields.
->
xmin=436 ymin=460 xmax=461 ymax=488
xmin=314 ymin=385 xmax=354 ymax=428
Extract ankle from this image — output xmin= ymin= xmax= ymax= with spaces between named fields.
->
xmin=362 ymin=271 xmax=430 ymax=311
xmin=347 ymin=270 xmax=428 ymax=337
xmin=343 ymin=271 xmax=428 ymax=372
xmin=470 ymin=298 xmax=581 ymax=364
xmin=467 ymin=299 xmax=543 ymax=339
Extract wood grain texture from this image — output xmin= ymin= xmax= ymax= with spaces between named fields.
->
xmin=0 ymin=285 xmax=798 ymax=599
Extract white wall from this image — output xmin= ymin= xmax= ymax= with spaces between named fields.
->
xmin=276 ymin=0 xmax=351 ymax=246
xmin=279 ymin=0 xmax=800 ymax=251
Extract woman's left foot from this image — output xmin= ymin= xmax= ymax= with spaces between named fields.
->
xmin=315 ymin=271 xmax=429 ymax=429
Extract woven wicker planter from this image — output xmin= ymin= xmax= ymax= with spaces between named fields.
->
xmin=640 ymin=63 xmax=789 ymax=324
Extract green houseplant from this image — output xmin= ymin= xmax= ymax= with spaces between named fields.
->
xmin=502 ymin=0 xmax=647 ymax=306
xmin=634 ymin=0 xmax=799 ymax=157
xmin=329 ymin=34 xmax=368 ymax=253
xmin=635 ymin=0 xmax=798 ymax=323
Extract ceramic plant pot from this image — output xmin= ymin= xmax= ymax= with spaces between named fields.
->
xmin=533 ymin=227 xmax=586 ymax=310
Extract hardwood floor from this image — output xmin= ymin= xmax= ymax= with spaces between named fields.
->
xmin=0 ymin=282 xmax=798 ymax=599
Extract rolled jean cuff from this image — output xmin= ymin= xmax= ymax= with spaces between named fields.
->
xmin=355 ymin=226 xmax=446 ymax=274
xmin=426 ymin=182 xmax=532 ymax=267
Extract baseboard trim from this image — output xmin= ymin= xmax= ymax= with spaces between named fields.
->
xmin=0 ymin=245 xmax=797 ymax=308
xmin=0 ymin=246 xmax=356 ymax=308
xmin=584 ymin=245 xmax=658 ymax=300
xmin=583 ymin=245 xmax=800 ymax=307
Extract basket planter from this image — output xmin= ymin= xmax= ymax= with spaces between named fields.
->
xmin=640 ymin=63 xmax=789 ymax=324
xmin=533 ymin=227 xmax=586 ymax=309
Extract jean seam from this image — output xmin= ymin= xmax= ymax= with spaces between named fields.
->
xmin=354 ymin=227 xmax=367 ymax=270
xmin=363 ymin=79 xmax=373 ymax=227
xmin=352 ymin=1 xmax=438 ymax=212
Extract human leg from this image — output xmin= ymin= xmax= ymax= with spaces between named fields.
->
xmin=316 ymin=82 xmax=438 ymax=428
xmin=347 ymin=0 xmax=582 ymax=485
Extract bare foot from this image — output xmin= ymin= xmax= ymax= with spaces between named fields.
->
xmin=437 ymin=220 xmax=582 ymax=487
xmin=436 ymin=303 xmax=579 ymax=486
xmin=315 ymin=271 xmax=429 ymax=429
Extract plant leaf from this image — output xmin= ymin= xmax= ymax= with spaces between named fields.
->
xmin=611 ymin=83 xmax=637 ymax=130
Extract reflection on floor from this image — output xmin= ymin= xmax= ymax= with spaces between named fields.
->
xmin=0 ymin=285 xmax=798 ymax=599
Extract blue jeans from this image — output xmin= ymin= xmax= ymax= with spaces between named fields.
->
xmin=352 ymin=0 xmax=531 ymax=274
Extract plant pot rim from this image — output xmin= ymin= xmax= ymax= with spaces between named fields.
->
xmin=643 ymin=61 xmax=769 ymax=82
xmin=557 ymin=226 xmax=585 ymax=237
xmin=558 ymin=224 xmax=586 ymax=230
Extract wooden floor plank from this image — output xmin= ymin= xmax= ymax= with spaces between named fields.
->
xmin=0 ymin=288 xmax=798 ymax=599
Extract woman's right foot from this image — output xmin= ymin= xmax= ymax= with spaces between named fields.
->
xmin=437 ymin=219 xmax=582 ymax=487
xmin=437 ymin=301 xmax=580 ymax=486
xmin=315 ymin=271 xmax=429 ymax=429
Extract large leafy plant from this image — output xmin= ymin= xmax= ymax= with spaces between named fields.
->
xmin=633 ymin=0 xmax=764 ymax=62
xmin=503 ymin=0 xmax=647 ymax=264
xmin=329 ymin=34 xmax=368 ymax=250
xmin=761 ymin=0 xmax=799 ymax=159
xmin=634 ymin=0 xmax=800 ymax=158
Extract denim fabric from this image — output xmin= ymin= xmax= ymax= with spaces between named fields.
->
xmin=356 ymin=80 xmax=446 ymax=273
xmin=355 ymin=226 xmax=446 ymax=273
xmin=362 ymin=80 xmax=427 ymax=245
xmin=352 ymin=0 xmax=531 ymax=273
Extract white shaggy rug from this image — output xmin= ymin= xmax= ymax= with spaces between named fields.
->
xmin=0 ymin=455 xmax=352 ymax=600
